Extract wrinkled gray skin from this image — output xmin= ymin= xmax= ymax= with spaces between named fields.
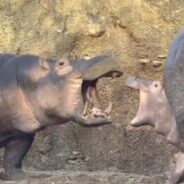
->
xmin=126 ymin=29 xmax=184 ymax=184
xmin=0 ymin=53 xmax=122 ymax=180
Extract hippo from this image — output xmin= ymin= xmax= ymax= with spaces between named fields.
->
xmin=126 ymin=29 xmax=184 ymax=184
xmin=0 ymin=53 xmax=122 ymax=180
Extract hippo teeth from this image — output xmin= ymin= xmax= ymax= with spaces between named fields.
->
xmin=82 ymin=101 xmax=88 ymax=116
xmin=82 ymin=102 xmax=112 ymax=118
xmin=91 ymin=107 xmax=107 ymax=117
xmin=104 ymin=102 xmax=112 ymax=115
xmin=82 ymin=79 xmax=112 ymax=118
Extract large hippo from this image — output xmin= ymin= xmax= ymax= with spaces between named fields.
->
xmin=126 ymin=29 xmax=184 ymax=184
xmin=0 ymin=54 xmax=122 ymax=180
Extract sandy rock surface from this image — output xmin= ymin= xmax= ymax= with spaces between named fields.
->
xmin=1 ymin=170 xmax=167 ymax=184
xmin=0 ymin=0 xmax=184 ymax=183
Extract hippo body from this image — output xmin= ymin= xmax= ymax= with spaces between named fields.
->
xmin=163 ymin=30 xmax=184 ymax=184
xmin=126 ymin=29 xmax=184 ymax=184
xmin=0 ymin=53 xmax=122 ymax=180
xmin=164 ymin=29 xmax=184 ymax=140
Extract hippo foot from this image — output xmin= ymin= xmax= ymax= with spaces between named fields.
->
xmin=168 ymin=177 xmax=184 ymax=184
xmin=168 ymin=152 xmax=184 ymax=184
xmin=1 ymin=169 xmax=51 ymax=180
xmin=0 ymin=169 xmax=27 ymax=180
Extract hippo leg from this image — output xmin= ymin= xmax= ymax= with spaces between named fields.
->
xmin=169 ymin=152 xmax=184 ymax=184
xmin=3 ymin=134 xmax=34 ymax=180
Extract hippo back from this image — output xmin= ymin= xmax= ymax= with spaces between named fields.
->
xmin=163 ymin=29 xmax=184 ymax=138
xmin=0 ymin=54 xmax=15 ymax=68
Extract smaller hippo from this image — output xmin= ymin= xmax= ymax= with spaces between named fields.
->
xmin=126 ymin=29 xmax=184 ymax=184
xmin=126 ymin=77 xmax=179 ymax=144
xmin=126 ymin=77 xmax=184 ymax=184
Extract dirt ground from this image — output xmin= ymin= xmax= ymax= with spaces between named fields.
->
xmin=0 ymin=170 xmax=167 ymax=184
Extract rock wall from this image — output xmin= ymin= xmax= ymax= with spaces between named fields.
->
xmin=0 ymin=0 xmax=184 ymax=176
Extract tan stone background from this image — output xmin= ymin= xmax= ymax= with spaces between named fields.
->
xmin=0 ymin=0 xmax=184 ymax=183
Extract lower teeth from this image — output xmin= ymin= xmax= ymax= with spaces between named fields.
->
xmin=104 ymin=102 xmax=112 ymax=115
xmin=91 ymin=107 xmax=107 ymax=117
xmin=82 ymin=102 xmax=112 ymax=118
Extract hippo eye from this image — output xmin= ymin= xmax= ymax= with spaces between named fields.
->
xmin=59 ymin=62 xmax=64 ymax=66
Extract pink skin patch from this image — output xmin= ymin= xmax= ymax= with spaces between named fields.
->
xmin=126 ymin=76 xmax=180 ymax=144
xmin=126 ymin=76 xmax=184 ymax=184
xmin=126 ymin=77 xmax=161 ymax=127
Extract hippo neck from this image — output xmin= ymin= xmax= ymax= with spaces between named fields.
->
xmin=154 ymin=90 xmax=180 ymax=145
xmin=16 ymin=87 xmax=42 ymax=132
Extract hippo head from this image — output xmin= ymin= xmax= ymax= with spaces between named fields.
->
xmin=37 ymin=55 xmax=123 ymax=126
xmin=126 ymin=76 xmax=181 ymax=145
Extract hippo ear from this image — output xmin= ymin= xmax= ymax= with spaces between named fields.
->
xmin=39 ymin=58 xmax=51 ymax=71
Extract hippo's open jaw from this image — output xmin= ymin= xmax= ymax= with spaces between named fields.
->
xmin=81 ymin=79 xmax=112 ymax=120
xmin=126 ymin=76 xmax=167 ymax=128
xmin=67 ymin=55 xmax=123 ymax=126
xmin=71 ymin=55 xmax=122 ymax=121
xmin=126 ymin=76 xmax=153 ymax=92
xmin=126 ymin=76 xmax=155 ymax=127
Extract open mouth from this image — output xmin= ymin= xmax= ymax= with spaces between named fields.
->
xmin=126 ymin=76 xmax=153 ymax=90
xmin=81 ymin=79 xmax=112 ymax=119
